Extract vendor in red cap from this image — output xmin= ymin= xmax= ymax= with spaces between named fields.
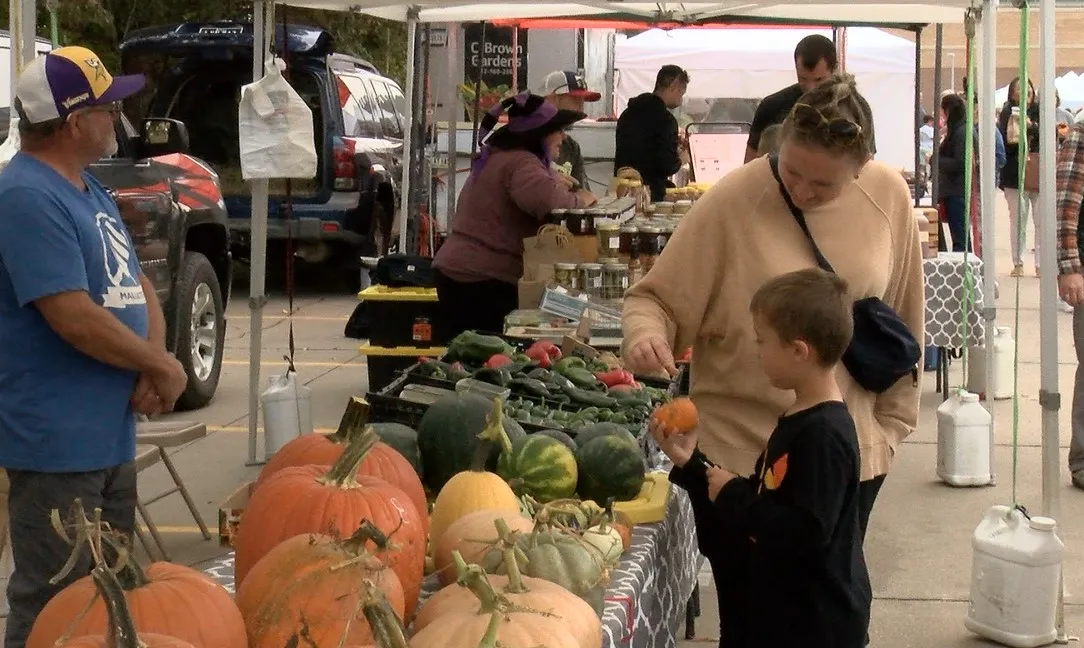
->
xmin=434 ymin=93 xmax=597 ymax=340
xmin=540 ymin=70 xmax=601 ymax=190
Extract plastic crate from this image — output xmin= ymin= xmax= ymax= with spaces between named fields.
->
xmin=357 ymin=285 xmax=441 ymax=348
xmin=359 ymin=344 xmax=445 ymax=394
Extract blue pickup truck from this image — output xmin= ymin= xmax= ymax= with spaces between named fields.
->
xmin=120 ymin=21 xmax=405 ymax=283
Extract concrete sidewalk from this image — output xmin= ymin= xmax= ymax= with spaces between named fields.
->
xmin=3 ymin=200 xmax=1080 ymax=647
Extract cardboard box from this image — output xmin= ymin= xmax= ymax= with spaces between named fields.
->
xmin=218 ymin=480 xmax=255 ymax=548
xmin=519 ymin=262 xmax=556 ymax=309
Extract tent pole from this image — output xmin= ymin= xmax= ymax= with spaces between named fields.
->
xmin=930 ymin=25 xmax=943 ymax=214
xmin=246 ymin=0 xmax=274 ymax=466
xmin=913 ymin=26 xmax=922 ymax=208
xmin=444 ymin=22 xmax=458 ymax=228
xmin=980 ymin=0 xmax=998 ymax=484
xmin=398 ymin=9 xmax=420 ymax=252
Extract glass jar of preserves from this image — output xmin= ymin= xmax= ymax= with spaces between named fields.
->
xmin=578 ymin=263 xmax=604 ymax=299
xmin=602 ymin=263 xmax=630 ymax=300
xmin=654 ymin=201 xmax=674 ymax=216
xmin=595 ymin=221 xmax=620 ymax=259
xmin=674 ymin=200 xmax=693 ymax=216
xmin=585 ymin=208 xmax=605 ymax=235
xmin=644 ymin=203 xmax=657 ymax=218
xmin=565 ymin=209 xmax=587 ymax=235
xmin=658 ymin=223 xmax=675 ymax=254
xmin=638 ymin=225 xmax=661 ymax=274
xmin=619 ymin=224 xmax=639 ymax=260
xmin=553 ymin=262 xmax=579 ymax=291
xmin=550 ymin=208 xmax=569 ymax=228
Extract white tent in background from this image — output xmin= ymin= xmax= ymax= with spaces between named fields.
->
xmin=993 ymin=70 xmax=1084 ymax=113
xmin=614 ymin=26 xmax=917 ymax=172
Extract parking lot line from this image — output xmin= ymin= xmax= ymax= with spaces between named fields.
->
xmin=220 ymin=360 xmax=364 ymax=368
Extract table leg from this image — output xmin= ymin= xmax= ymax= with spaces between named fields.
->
xmin=939 ymin=347 xmax=950 ymax=401
xmin=684 ymin=583 xmax=700 ymax=640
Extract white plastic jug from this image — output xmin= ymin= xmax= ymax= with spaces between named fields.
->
xmin=260 ymin=370 xmax=313 ymax=460
xmin=966 ymin=505 xmax=1064 ymax=647
xmin=937 ymin=390 xmax=992 ymax=486
xmin=967 ymin=327 xmax=1015 ymax=400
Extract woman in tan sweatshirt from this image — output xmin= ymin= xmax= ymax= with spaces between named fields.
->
xmin=623 ymin=75 xmax=924 ymax=538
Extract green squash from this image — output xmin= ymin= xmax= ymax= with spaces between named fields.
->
xmin=497 ymin=434 xmax=578 ymax=503
xmin=575 ymin=435 xmax=647 ymax=504
xmin=573 ymin=422 xmax=638 ymax=448
xmin=369 ymin=422 xmax=423 ymax=478
xmin=483 ymin=526 xmax=607 ymax=616
xmin=417 ymin=393 xmax=526 ymax=492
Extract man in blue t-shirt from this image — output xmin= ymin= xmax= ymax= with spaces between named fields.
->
xmin=0 ymin=46 xmax=188 ymax=647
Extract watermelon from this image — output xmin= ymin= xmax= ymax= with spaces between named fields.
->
xmin=534 ymin=429 xmax=577 ymax=453
xmin=497 ymin=435 xmax=578 ymax=502
xmin=575 ymin=435 xmax=647 ymax=504
xmin=417 ymin=393 xmax=526 ymax=492
xmin=370 ymin=422 xmax=423 ymax=478
xmin=574 ymin=422 xmax=638 ymax=448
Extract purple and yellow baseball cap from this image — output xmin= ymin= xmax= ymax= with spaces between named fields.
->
xmin=15 ymin=46 xmax=145 ymax=124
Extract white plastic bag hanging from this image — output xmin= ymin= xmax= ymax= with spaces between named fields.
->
xmin=0 ymin=120 xmax=22 ymax=174
xmin=238 ymin=57 xmax=318 ymax=180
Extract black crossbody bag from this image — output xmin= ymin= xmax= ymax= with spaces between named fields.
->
xmin=769 ymin=155 xmax=920 ymax=393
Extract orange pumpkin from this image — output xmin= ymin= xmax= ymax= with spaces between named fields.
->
xmin=237 ymin=524 xmax=406 ymax=648
xmin=57 ymin=565 xmax=193 ymax=648
xmin=29 ymin=560 xmax=245 ymax=648
xmin=651 ymin=397 xmax=699 ymax=436
xmin=233 ymin=429 xmax=426 ymax=619
xmin=415 ymin=554 xmax=601 ymax=648
xmin=611 ymin=510 xmax=634 ymax=550
xmin=434 ymin=509 xmax=534 ymax=586
xmin=409 ymin=553 xmax=579 ymax=648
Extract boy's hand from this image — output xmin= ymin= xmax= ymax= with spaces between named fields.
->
xmin=650 ymin=419 xmax=697 ymax=467
xmin=707 ymin=466 xmax=735 ymax=501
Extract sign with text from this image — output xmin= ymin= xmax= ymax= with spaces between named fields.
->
xmin=463 ymin=23 xmax=528 ymax=94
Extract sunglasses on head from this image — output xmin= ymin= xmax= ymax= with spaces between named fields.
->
xmin=789 ymin=103 xmax=863 ymax=142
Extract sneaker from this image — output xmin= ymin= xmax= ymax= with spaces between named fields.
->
xmin=1010 ymin=265 xmax=1024 ymax=277
xmin=1073 ymin=470 xmax=1084 ymax=490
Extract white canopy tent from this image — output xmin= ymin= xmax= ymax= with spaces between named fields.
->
xmin=614 ymin=26 xmax=918 ymax=171
xmin=994 ymin=70 xmax=1084 ymax=112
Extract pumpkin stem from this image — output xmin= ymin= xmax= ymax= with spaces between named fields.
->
xmin=469 ymin=398 xmax=513 ymax=472
xmin=321 ymin=426 xmax=379 ymax=487
xmin=331 ymin=396 xmax=372 ymax=444
xmin=490 ymin=518 xmax=531 ymax=594
xmin=451 ymin=550 xmax=505 ymax=613
xmin=341 ymin=519 xmax=398 ymax=556
xmin=359 ymin=580 xmax=410 ymax=648
xmin=477 ymin=611 xmax=503 ymax=648
xmin=48 ymin=499 xmax=137 ymax=588
xmin=90 ymin=562 xmax=142 ymax=648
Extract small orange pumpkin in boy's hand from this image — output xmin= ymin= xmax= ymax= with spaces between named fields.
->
xmin=651 ymin=397 xmax=699 ymax=438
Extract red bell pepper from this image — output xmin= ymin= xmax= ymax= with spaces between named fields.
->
xmin=595 ymin=368 xmax=636 ymax=388
xmin=525 ymin=340 xmax=562 ymax=368
xmin=484 ymin=354 xmax=513 ymax=369
xmin=678 ymin=347 xmax=693 ymax=363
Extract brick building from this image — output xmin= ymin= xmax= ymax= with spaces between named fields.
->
xmin=887 ymin=7 xmax=1084 ymax=113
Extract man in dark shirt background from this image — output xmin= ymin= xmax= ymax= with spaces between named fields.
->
xmin=540 ymin=70 xmax=601 ymax=191
xmin=745 ymin=34 xmax=876 ymax=163
xmin=614 ymin=64 xmax=688 ymax=201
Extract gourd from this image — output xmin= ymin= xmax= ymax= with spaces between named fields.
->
xmin=434 ymin=509 xmax=534 ymax=586
xmin=233 ymin=428 xmax=426 ymax=618
xmin=495 ymin=433 xmax=578 ymax=502
xmin=236 ymin=522 xmax=406 ymax=647
xmin=409 ymin=552 xmax=580 ymax=648
xmin=415 ymin=551 xmax=602 ymax=648
xmin=651 ymin=397 xmax=699 ymax=436
xmin=428 ymin=399 xmax=521 ymax=547
xmin=28 ymin=500 xmax=245 ymax=648
xmin=58 ymin=564 xmax=193 ymax=648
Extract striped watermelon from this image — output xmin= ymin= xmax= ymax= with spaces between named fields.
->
xmin=496 ymin=434 xmax=578 ymax=503
xmin=575 ymin=435 xmax=646 ymax=504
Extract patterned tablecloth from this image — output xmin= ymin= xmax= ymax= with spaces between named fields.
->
xmin=196 ymin=483 xmax=701 ymax=648
xmin=924 ymin=252 xmax=985 ymax=349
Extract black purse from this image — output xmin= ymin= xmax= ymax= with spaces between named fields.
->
xmin=769 ymin=156 xmax=920 ymax=393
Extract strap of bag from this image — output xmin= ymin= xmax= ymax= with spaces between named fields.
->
xmin=768 ymin=155 xmax=836 ymax=274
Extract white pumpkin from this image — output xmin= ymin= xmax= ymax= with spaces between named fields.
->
xmin=582 ymin=524 xmax=624 ymax=565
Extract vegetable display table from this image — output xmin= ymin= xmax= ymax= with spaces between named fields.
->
xmin=923 ymin=253 xmax=986 ymax=399
xmin=194 ymin=484 xmax=701 ymax=648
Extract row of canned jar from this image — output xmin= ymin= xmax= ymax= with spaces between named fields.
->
xmin=553 ymin=260 xmax=631 ymax=301
xmin=551 ymin=199 xmax=693 ymax=237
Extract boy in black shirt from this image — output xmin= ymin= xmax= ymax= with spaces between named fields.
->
xmin=652 ymin=268 xmax=872 ymax=648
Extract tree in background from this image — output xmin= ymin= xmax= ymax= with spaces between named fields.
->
xmin=0 ymin=0 xmax=407 ymax=84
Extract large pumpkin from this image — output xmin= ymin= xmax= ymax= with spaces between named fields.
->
xmin=255 ymin=420 xmax=428 ymax=537
xmin=428 ymin=399 xmax=521 ymax=546
xmin=233 ymin=430 xmax=426 ymax=618
xmin=415 ymin=551 xmax=601 ymax=648
xmin=433 ymin=509 xmax=534 ymax=586
xmin=236 ymin=525 xmax=406 ymax=647
xmin=57 ymin=565 xmax=193 ymax=648
xmin=409 ymin=553 xmax=579 ymax=648
xmin=29 ymin=558 xmax=245 ymax=648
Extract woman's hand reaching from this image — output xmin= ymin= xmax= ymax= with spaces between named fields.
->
xmin=624 ymin=334 xmax=678 ymax=377
xmin=575 ymin=188 xmax=597 ymax=207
